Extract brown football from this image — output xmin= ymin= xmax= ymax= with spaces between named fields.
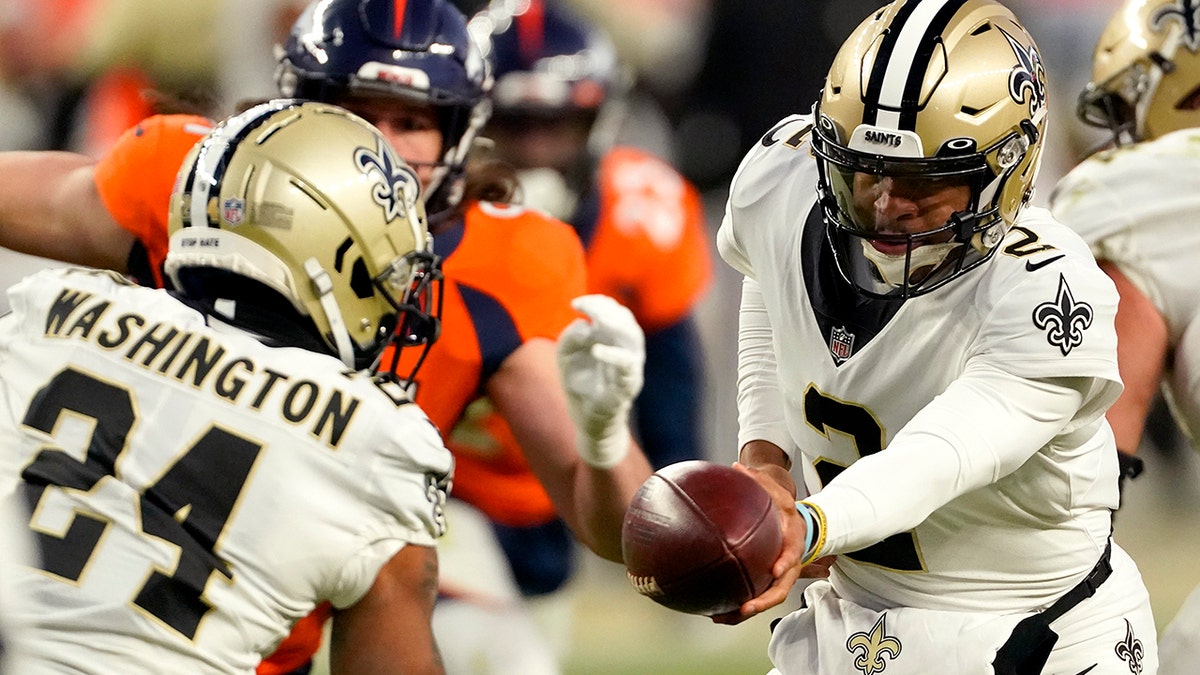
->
xmin=621 ymin=460 xmax=782 ymax=616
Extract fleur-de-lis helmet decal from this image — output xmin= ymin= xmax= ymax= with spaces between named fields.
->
xmin=1003 ymin=27 xmax=1048 ymax=120
xmin=355 ymin=137 xmax=423 ymax=229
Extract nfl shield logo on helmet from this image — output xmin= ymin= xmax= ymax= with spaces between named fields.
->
xmin=830 ymin=326 xmax=855 ymax=363
xmin=222 ymin=197 xmax=245 ymax=225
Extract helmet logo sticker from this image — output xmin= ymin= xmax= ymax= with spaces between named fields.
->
xmin=830 ymin=326 xmax=856 ymax=364
xmin=1001 ymin=28 xmax=1047 ymax=119
xmin=355 ymin=137 xmax=419 ymax=224
xmin=1151 ymin=0 xmax=1200 ymax=51
xmin=221 ymin=197 xmax=245 ymax=225
xmin=1032 ymin=274 xmax=1094 ymax=357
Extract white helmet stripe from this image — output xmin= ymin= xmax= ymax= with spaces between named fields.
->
xmin=185 ymin=100 xmax=302 ymax=229
xmin=868 ymin=0 xmax=969 ymax=131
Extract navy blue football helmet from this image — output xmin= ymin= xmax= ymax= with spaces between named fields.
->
xmin=277 ymin=0 xmax=492 ymax=212
xmin=476 ymin=0 xmax=620 ymax=123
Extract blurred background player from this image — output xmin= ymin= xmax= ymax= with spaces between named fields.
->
xmin=719 ymin=0 xmax=1157 ymax=672
xmin=1049 ymin=1 xmax=1200 ymax=672
xmin=0 ymin=99 xmax=452 ymax=674
xmin=0 ymin=0 xmax=653 ymax=672
xmin=423 ymin=1 xmax=712 ymax=666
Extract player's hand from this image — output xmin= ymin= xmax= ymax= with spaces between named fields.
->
xmin=709 ymin=462 xmax=808 ymax=625
xmin=557 ymin=294 xmax=645 ymax=468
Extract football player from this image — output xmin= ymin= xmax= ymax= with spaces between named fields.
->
xmin=0 ymin=100 xmax=452 ymax=674
xmin=717 ymin=0 xmax=1158 ymax=673
xmin=429 ymin=0 xmax=713 ymax=662
xmin=1050 ymin=1 xmax=1200 ymax=672
xmin=0 ymin=1 xmax=653 ymax=673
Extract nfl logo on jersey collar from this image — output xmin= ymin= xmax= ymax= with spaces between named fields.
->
xmin=830 ymin=326 xmax=855 ymax=363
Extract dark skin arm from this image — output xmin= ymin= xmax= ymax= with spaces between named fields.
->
xmin=710 ymin=440 xmax=833 ymax=625
xmin=328 ymin=544 xmax=444 ymax=675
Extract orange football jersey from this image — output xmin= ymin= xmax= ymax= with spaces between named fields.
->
xmin=92 ymin=113 xmax=213 ymax=286
xmin=584 ymin=146 xmax=711 ymax=331
xmin=446 ymin=146 xmax=712 ymax=527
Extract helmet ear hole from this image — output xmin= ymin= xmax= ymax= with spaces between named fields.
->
xmin=350 ymin=259 xmax=375 ymax=300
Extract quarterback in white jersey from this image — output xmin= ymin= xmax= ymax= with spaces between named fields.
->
xmin=716 ymin=1 xmax=1157 ymax=674
xmin=0 ymin=100 xmax=453 ymax=674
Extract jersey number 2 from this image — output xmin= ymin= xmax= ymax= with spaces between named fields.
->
xmin=804 ymin=386 xmax=924 ymax=572
xmin=20 ymin=367 xmax=261 ymax=639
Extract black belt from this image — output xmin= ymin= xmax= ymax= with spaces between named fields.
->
xmin=992 ymin=538 xmax=1114 ymax=674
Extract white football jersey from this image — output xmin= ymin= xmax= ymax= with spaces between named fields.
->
xmin=719 ymin=115 xmax=1124 ymax=612
xmin=1051 ymin=127 xmax=1200 ymax=443
xmin=0 ymin=268 xmax=453 ymax=675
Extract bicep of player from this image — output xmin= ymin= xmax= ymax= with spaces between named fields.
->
xmin=0 ymin=151 xmax=134 ymax=271
xmin=806 ymin=363 xmax=1089 ymax=555
xmin=1101 ymin=260 xmax=1169 ymax=454
xmin=328 ymin=543 xmax=443 ymax=675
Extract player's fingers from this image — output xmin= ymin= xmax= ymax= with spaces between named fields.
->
xmin=710 ymin=562 xmax=802 ymax=625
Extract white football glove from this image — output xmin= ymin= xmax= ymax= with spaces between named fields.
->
xmin=557 ymin=294 xmax=645 ymax=468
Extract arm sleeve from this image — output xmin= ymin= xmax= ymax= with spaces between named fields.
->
xmin=735 ymin=276 xmax=796 ymax=459
xmin=806 ymin=362 xmax=1092 ymax=555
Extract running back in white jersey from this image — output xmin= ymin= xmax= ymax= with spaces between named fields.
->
xmin=0 ymin=268 xmax=453 ymax=675
xmin=1051 ymin=126 xmax=1200 ymax=443
xmin=719 ymin=114 xmax=1124 ymax=613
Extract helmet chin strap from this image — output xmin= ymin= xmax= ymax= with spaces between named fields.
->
xmin=304 ymin=258 xmax=356 ymax=368
xmin=859 ymin=239 xmax=960 ymax=288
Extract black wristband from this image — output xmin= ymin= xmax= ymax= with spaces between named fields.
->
xmin=1117 ymin=450 xmax=1144 ymax=481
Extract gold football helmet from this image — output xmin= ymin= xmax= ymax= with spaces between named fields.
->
xmin=813 ymin=0 xmax=1047 ymax=298
xmin=1078 ymin=0 xmax=1200 ymax=144
xmin=165 ymin=100 xmax=442 ymax=374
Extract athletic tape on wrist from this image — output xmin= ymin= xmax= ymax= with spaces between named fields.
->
xmin=795 ymin=501 xmax=827 ymax=565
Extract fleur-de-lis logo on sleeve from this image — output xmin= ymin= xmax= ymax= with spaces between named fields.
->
xmin=1033 ymin=274 xmax=1094 ymax=356
xmin=1114 ymin=619 xmax=1145 ymax=674
xmin=846 ymin=614 xmax=902 ymax=675
xmin=354 ymin=137 xmax=421 ymax=225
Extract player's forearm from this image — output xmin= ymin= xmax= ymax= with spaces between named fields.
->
xmin=0 ymin=151 xmax=133 ymax=270
xmin=570 ymin=440 xmax=654 ymax=561
xmin=806 ymin=367 xmax=1088 ymax=554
